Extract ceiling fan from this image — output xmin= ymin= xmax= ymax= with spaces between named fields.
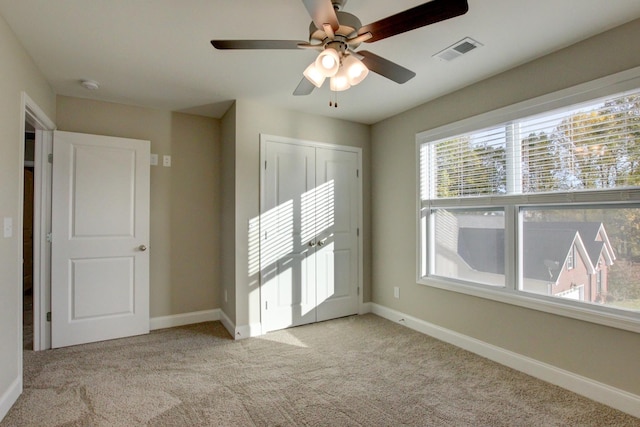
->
xmin=211 ymin=0 xmax=469 ymax=96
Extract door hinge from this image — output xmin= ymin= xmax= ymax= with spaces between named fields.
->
xmin=46 ymin=312 xmax=51 ymax=322
xmin=264 ymin=160 xmax=267 ymax=170
xmin=46 ymin=232 xmax=52 ymax=243
xmin=356 ymin=169 xmax=359 ymax=178
xmin=357 ymin=287 xmax=360 ymax=296
xmin=265 ymin=301 xmax=268 ymax=310
xmin=357 ymin=228 xmax=360 ymax=237
xmin=48 ymin=153 xmax=53 ymax=164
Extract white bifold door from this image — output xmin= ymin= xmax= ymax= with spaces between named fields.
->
xmin=260 ymin=137 xmax=360 ymax=333
xmin=51 ymin=131 xmax=150 ymax=348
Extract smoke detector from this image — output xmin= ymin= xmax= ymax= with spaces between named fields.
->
xmin=80 ymin=79 xmax=100 ymax=90
xmin=433 ymin=37 xmax=483 ymax=62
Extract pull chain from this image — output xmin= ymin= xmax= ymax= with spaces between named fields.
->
xmin=329 ymin=90 xmax=338 ymax=108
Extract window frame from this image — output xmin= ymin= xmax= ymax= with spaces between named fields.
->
xmin=415 ymin=66 xmax=640 ymax=334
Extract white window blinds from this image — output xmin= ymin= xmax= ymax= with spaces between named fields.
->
xmin=424 ymin=89 xmax=640 ymax=200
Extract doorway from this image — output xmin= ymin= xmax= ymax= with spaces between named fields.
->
xmin=23 ymin=125 xmax=35 ymax=350
xmin=20 ymin=92 xmax=55 ymax=352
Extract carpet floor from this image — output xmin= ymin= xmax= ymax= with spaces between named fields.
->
xmin=2 ymin=314 xmax=639 ymax=426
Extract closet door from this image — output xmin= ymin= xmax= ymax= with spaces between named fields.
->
xmin=315 ymin=148 xmax=359 ymax=322
xmin=261 ymin=141 xmax=317 ymax=332
xmin=260 ymin=138 xmax=360 ymax=333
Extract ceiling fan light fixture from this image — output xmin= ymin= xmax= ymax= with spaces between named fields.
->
xmin=303 ymin=62 xmax=326 ymax=88
xmin=329 ymin=69 xmax=351 ymax=92
xmin=343 ymin=55 xmax=368 ymax=86
xmin=315 ymin=48 xmax=340 ymax=77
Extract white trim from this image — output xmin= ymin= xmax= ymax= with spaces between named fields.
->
xmin=218 ymin=310 xmax=263 ymax=340
xmin=0 ymin=377 xmax=21 ymax=422
xmin=235 ymin=323 xmax=263 ymax=340
xmin=21 ymin=92 xmax=55 ymax=352
xmin=219 ymin=310 xmax=236 ymax=338
xmin=370 ymin=303 xmax=640 ymax=419
xmin=149 ymin=309 xmax=220 ymax=331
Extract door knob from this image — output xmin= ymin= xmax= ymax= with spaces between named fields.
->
xmin=139 ymin=244 xmax=147 ymax=251
xmin=317 ymin=240 xmax=325 ymax=247
xmin=308 ymin=241 xmax=316 ymax=247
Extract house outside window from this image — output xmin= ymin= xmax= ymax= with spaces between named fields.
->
xmin=417 ymin=74 xmax=640 ymax=331
xmin=566 ymin=245 xmax=575 ymax=271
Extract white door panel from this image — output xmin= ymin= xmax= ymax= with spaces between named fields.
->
xmin=316 ymin=148 xmax=359 ymax=322
xmin=261 ymin=142 xmax=316 ymax=332
xmin=52 ymin=131 xmax=150 ymax=348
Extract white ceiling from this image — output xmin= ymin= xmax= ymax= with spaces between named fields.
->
xmin=1 ymin=0 xmax=640 ymax=125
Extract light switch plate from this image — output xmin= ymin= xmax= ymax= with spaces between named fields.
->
xmin=150 ymin=153 xmax=158 ymax=166
xmin=163 ymin=155 xmax=171 ymax=167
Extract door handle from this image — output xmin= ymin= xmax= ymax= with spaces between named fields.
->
xmin=317 ymin=240 xmax=325 ymax=247
xmin=308 ymin=241 xmax=316 ymax=247
xmin=138 ymin=244 xmax=147 ymax=251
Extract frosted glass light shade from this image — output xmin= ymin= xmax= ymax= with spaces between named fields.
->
xmin=315 ymin=49 xmax=340 ymax=77
xmin=303 ymin=62 xmax=326 ymax=88
xmin=329 ymin=67 xmax=351 ymax=91
xmin=343 ymin=55 xmax=369 ymax=86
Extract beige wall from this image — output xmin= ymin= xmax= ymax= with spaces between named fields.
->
xmin=56 ymin=96 xmax=221 ymax=317
xmin=0 ymin=13 xmax=55 ymax=417
xmin=371 ymin=18 xmax=640 ymax=396
xmin=226 ymin=100 xmax=371 ymax=330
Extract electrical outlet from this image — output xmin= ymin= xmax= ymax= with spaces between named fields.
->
xmin=394 ymin=286 xmax=400 ymax=299
xmin=150 ymin=153 xmax=158 ymax=166
xmin=163 ymin=155 xmax=171 ymax=167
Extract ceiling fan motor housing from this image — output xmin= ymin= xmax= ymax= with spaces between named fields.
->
xmin=308 ymin=11 xmax=362 ymax=49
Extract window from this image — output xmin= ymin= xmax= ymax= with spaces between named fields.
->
xmin=418 ymin=73 xmax=640 ymax=332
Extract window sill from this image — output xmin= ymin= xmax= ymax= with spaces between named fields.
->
xmin=417 ymin=276 xmax=640 ymax=334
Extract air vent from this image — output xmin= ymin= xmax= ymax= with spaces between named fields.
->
xmin=433 ymin=37 xmax=483 ymax=62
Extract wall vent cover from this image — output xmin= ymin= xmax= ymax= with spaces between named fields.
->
xmin=433 ymin=37 xmax=483 ymax=61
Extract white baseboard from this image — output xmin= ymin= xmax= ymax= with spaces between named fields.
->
xmin=370 ymin=303 xmax=640 ymax=419
xmin=218 ymin=310 xmax=262 ymax=340
xmin=150 ymin=309 xmax=220 ymax=331
xmin=219 ymin=310 xmax=236 ymax=338
xmin=0 ymin=376 xmax=21 ymax=422
xmin=235 ymin=323 xmax=263 ymax=339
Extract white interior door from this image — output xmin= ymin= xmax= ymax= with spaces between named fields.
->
xmin=315 ymin=148 xmax=359 ymax=321
xmin=261 ymin=138 xmax=360 ymax=333
xmin=51 ymin=131 xmax=150 ymax=348
xmin=261 ymin=141 xmax=317 ymax=332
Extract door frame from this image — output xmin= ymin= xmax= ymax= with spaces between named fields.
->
xmin=258 ymin=134 xmax=364 ymax=333
xmin=20 ymin=92 xmax=56 ymax=352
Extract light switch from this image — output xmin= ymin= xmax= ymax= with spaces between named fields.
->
xmin=150 ymin=153 xmax=158 ymax=166
xmin=163 ymin=155 xmax=171 ymax=167
xmin=3 ymin=217 xmax=12 ymax=238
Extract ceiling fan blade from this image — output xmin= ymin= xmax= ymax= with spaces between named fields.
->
xmin=359 ymin=0 xmax=469 ymax=43
xmin=293 ymin=77 xmax=316 ymax=96
xmin=301 ymin=0 xmax=339 ymax=31
xmin=358 ymin=51 xmax=415 ymax=84
xmin=211 ymin=40 xmax=306 ymax=50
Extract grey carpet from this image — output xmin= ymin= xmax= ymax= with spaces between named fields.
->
xmin=2 ymin=314 xmax=639 ymax=426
